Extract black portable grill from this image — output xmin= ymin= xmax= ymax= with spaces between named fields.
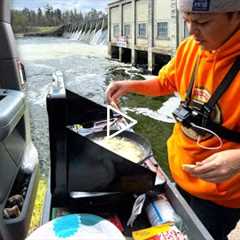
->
xmin=43 ymin=77 xmax=214 ymax=240
xmin=46 ymin=78 xmax=162 ymax=211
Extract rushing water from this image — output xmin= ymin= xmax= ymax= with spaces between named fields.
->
xmin=17 ymin=37 xmax=113 ymax=175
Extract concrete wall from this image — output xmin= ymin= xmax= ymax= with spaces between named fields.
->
xmin=110 ymin=6 xmax=121 ymax=43
xmin=136 ymin=0 xmax=148 ymax=48
xmin=153 ymin=0 xmax=175 ymax=54
xmin=123 ymin=3 xmax=132 ymax=26
xmin=123 ymin=2 xmax=133 ymax=45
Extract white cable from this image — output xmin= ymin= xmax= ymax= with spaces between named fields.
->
xmin=190 ymin=122 xmax=223 ymax=150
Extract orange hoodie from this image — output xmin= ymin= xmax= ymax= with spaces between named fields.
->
xmin=154 ymin=30 xmax=240 ymax=208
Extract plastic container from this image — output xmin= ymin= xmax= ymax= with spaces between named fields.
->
xmin=146 ymin=194 xmax=183 ymax=230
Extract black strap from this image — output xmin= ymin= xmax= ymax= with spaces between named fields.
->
xmin=185 ymin=56 xmax=240 ymax=143
xmin=207 ymin=121 xmax=240 ymax=143
xmin=203 ymin=57 xmax=240 ymax=142
xmin=204 ymin=57 xmax=240 ymax=112
xmin=185 ymin=56 xmax=199 ymax=104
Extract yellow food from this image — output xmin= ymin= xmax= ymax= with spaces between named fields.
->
xmin=94 ymin=136 xmax=145 ymax=163
xmin=182 ymin=164 xmax=196 ymax=170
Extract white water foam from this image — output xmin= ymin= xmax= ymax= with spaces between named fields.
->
xmin=124 ymin=94 xmax=180 ymax=123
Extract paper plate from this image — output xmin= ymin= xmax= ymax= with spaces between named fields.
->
xmin=26 ymin=214 xmax=126 ymax=240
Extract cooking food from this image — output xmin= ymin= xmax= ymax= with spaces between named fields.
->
xmin=93 ymin=136 xmax=145 ymax=163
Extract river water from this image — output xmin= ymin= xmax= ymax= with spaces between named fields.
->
xmin=17 ymin=37 xmax=114 ymax=175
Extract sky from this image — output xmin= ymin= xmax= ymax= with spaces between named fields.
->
xmin=11 ymin=0 xmax=109 ymax=12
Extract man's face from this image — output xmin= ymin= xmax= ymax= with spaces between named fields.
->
xmin=183 ymin=12 xmax=240 ymax=51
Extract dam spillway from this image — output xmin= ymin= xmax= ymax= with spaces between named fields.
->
xmin=62 ymin=17 xmax=108 ymax=46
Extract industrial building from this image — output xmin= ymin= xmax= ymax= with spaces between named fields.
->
xmin=108 ymin=0 xmax=188 ymax=74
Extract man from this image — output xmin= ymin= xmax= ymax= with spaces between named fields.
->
xmin=106 ymin=0 xmax=240 ymax=239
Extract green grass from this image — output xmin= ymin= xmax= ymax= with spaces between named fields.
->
xmin=24 ymin=26 xmax=59 ymax=34
xmin=33 ymin=26 xmax=59 ymax=33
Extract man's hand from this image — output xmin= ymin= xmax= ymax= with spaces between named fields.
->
xmin=105 ymin=78 xmax=163 ymax=105
xmin=183 ymin=149 xmax=240 ymax=183
xmin=105 ymin=81 xmax=130 ymax=105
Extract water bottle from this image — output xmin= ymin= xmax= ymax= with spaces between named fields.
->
xmin=146 ymin=194 xmax=183 ymax=230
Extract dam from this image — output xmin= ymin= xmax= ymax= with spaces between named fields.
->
xmin=62 ymin=17 xmax=108 ymax=46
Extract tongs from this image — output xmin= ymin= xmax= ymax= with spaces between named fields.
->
xmin=106 ymin=101 xmax=137 ymax=138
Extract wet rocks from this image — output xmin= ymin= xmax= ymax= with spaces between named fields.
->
xmin=105 ymin=64 xmax=146 ymax=83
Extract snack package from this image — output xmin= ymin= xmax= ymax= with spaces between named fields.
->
xmin=132 ymin=224 xmax=187 ymax=240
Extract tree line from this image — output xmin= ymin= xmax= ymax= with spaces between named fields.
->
xmin=11 ymin=5 xmax=106 ymax=33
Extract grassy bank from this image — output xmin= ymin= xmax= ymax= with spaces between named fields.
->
xmin=29 ymin=26 xmax=59 ymax=33
xmin=16 ymin=26 xmax=59 ymax=36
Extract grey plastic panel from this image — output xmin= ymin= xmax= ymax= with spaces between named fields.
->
xmin=0 ymin=60 xmax=22 ymax=90
xmin=0 ymin=142 xmax=17 ymax=203
xmin=4 ymin=166 xmax=40 ymax=240
xmin=0 ymin=143 xmax=39 ymax=240
xmin=3 ymin=127 xmax=25 ymax=166
xmin=0 ymin=0 xmax=10 ymax=23
xmin=0 ymin=23 xmax=22 ymax=90
xmin=165 ymin=182 xmax=214 ymax=240
xmin=0 ymin=23 xmax=18 ymax=59
xmin=0 ymin=89 xmax=25 ymax=141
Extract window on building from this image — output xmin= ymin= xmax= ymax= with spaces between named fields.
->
xmin=138 ymin=23 xmax=147 ymax=38
xmin=157 ymin=22 xmax=169 ymax=40
xmin=113 ymin=24 xmax=119 ymax=38
xmin=123 ymin=24 xmax=131 ymax=37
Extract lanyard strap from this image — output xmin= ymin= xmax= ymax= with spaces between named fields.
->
xmin=185 ymin=56 xmax=199 ymax=104
xmin=185 ymin=56 xmax=240 ymax=113
xmin=203 ymin=56 xmax=240 ymax=112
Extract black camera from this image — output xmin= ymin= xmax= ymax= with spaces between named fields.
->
xmin=172 ymin=101 xmax=211 ymax=135
xmin=172 ymin=102 xmax=193 ymax=127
